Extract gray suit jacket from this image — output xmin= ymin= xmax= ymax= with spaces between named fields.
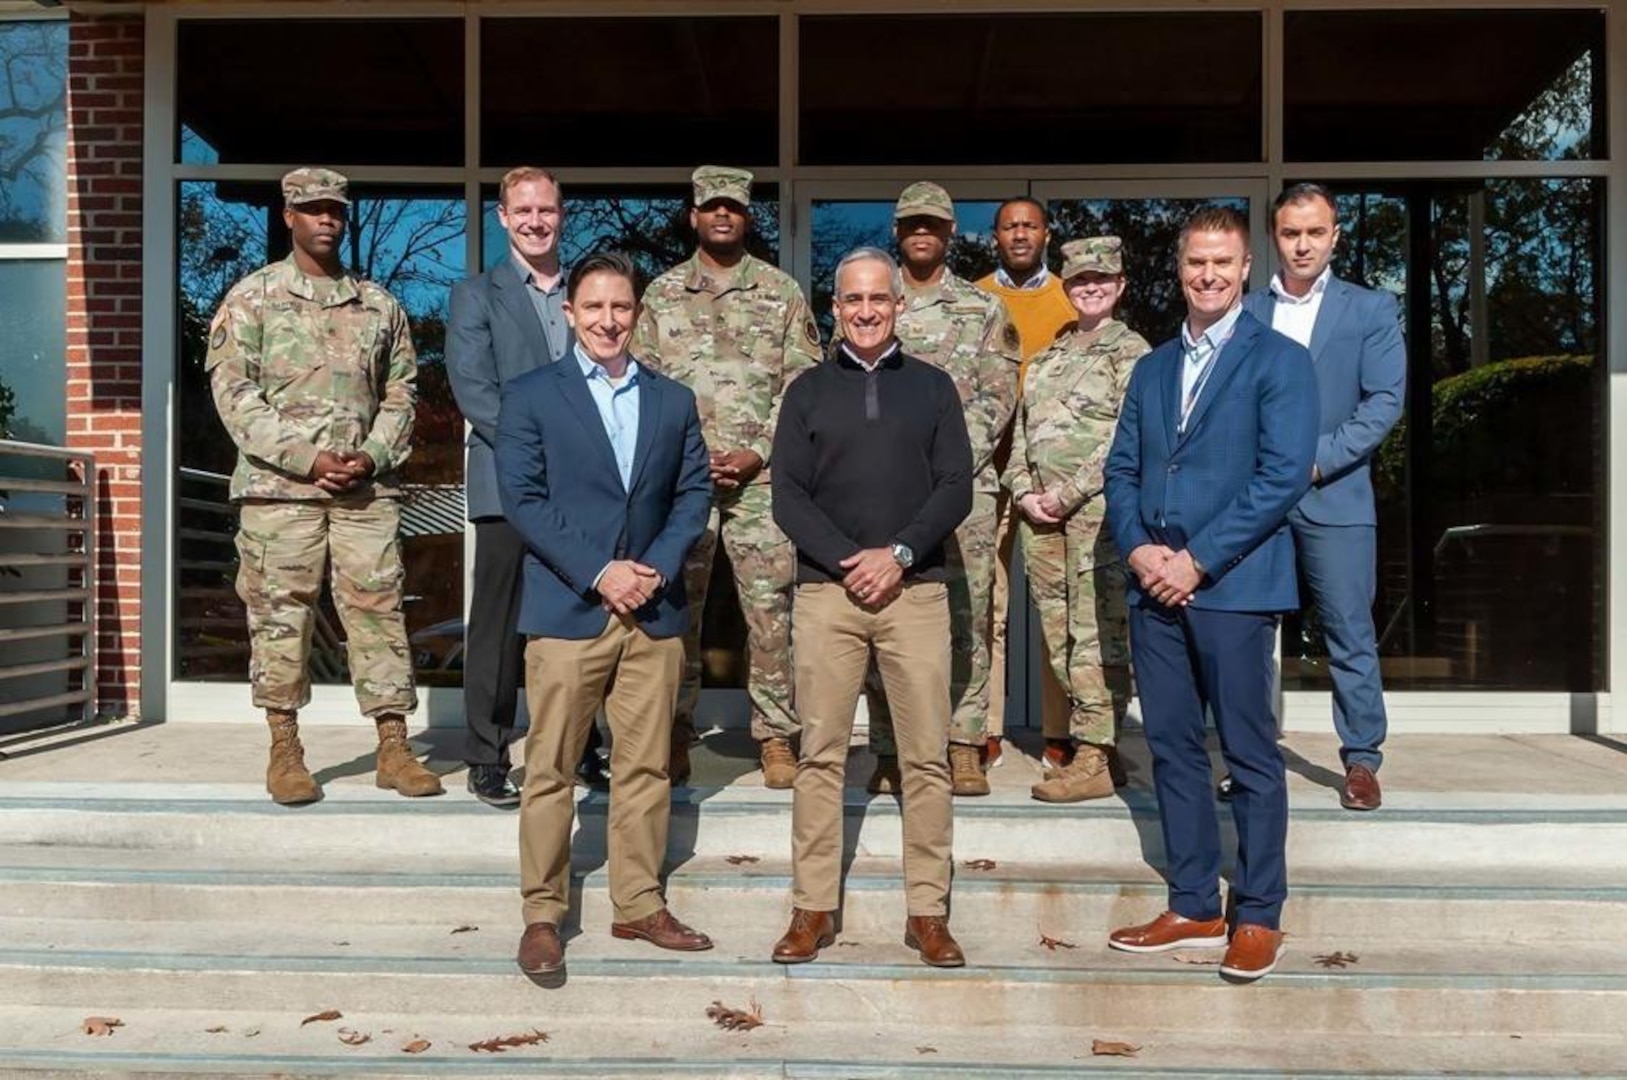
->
xmin=447 ymin=258 xmax=569 ymax=520
xmin=1243 ymin=276 xmax=1406 ymax=527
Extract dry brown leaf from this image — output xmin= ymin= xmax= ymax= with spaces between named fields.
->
xmin=80 ymin=1016 xmax=123 ymax=1037
xmin=725 ymin=855 xmax=761 ymax=865
xmin=1092 ymin=1038 xmax=1142 ymax=1057
xmin=204 ymin=1025 xmax=229 ymax=1033
xmin=468 ymin=1029 xmax=550 ymax=1053
xmin=1169 ymin=951 xmax=1222 ymax=966
xmin=706 ymin=999 xmax=764 ymax=1032
xmin=332 ymin=941 xmax=350 ymax=947
xmin=402 ymin=1038 xmax=432 ymax=1054
xmin=301 ymin=1009 xmax=343 ymax=1026
xmin=916 ymin=1046 xmax=939 ymax=1054
xmin=1038 ymin=934 xmax=1078 ymax=951
xmin=962 ymin=858 xmax=997 ymax=871
xmin=450 ymin=925 xmax=479 ymax=934
xmin=1314 ymin=951 xmax=1359 ymax=969
xmin=242 ymin=1026 xmax=261 ymax=1038
xmin=337 ymin=1027 xmax=371 ymax=1046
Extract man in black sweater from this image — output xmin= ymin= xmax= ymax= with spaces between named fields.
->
xmin=769 ymin=246 xmax=974 ymax=968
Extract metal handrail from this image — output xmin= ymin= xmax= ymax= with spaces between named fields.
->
xmin=0 ymin=440 xmax=96 ymax=724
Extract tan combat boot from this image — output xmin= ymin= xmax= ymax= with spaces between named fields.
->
xmin=265 ymin=709 xmax=321 ymax=805
xmin=949 ymin=743 xmax=990 ymax=797
xmin=374 ymin=714 xmax=445 ymax=797
xmin=1031 ymin=743 xmax=1114 ymax=803
xmin=760 ymin=737 xmax=797 ymax=790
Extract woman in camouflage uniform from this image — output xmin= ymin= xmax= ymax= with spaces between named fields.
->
xmin=1003 ymin=237 xmax=1150 ymax=803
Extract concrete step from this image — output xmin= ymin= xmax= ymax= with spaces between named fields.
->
xmin=4 ymin=783 xmax=1626 ymax=876
xmin=3 ymin=848 xmax=1625 ymax=945
xmin=3 ymin=933 xmax=1624 ymax=1039
xmin=2 ymin=1006 xmax=1620 ymax=1078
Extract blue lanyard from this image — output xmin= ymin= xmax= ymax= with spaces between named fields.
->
xmin=1179 ymin=329 xmax=1233 ymax=433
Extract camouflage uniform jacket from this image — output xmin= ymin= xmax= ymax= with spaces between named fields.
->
xmin=206 ymin=255 xmax=418 ymax=501
xmin=1005 ymin=318 xmax=1150 ymax=517
xmin=896 ymin=271 xmax=1020 ymax=492
xmin=632 ymin=252 xmax=822 ymax=488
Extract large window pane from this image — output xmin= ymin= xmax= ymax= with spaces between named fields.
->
xmin=1285 ymin=11 xmax=1603 ymax=161
xmin=174 ymin=182 xmax=467 ymax=688
xmin=799 ymin=13 xmax=1261 ymax=166
xmin=178 ymin=20 xmax=463 ymax=166
xmin=1280 ymin=181 xmax=1603 ymax=692
xmin=479 ymin=185 xmax=780 ymax=288
xmin=0 ymin=260 xmax=66 ymax=445
xmin=481 ymin=17 xmax=777 ymax=168
xmin=0 ymin=20 xmax=67 ymax=243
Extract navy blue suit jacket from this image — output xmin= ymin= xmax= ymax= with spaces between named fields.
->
xmin=1243 ymin=278 xmax=1405 ymax=527
xmin=494 ymin=356 xmax=711 ymax=640
xmin=1104 ymin=310 xmax=1319 ymax=613
xmin=447 ymin=259 xmax=572 ymax=521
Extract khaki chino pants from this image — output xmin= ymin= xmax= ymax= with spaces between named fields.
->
xmin=519 ymin=613 xmax=683 ymax=928
xmin=792 ymin=581 xmax=953 ymax=917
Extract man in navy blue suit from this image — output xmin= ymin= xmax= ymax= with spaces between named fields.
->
xmin=495 ymin=252 xmax=714 ymax=976
xmin=1103 ymin=206 xmax=1318 ymax=981
xmin=1237 ymin=183 xmax=1406 ymax=812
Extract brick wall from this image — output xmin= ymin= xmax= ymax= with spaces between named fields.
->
xmin=64 ymin=14 xmax=144 ymax=718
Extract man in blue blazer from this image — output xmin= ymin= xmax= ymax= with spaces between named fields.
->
xmin=1103 ymin=207 xmax=1318 ymax=982
xmin=448 ymin=166 xmax=605 ymax=806
xmin=495 ymin=253 xmax=714 ymax=975
xmin=1241 ymin=183 xmax=1406 ymax=812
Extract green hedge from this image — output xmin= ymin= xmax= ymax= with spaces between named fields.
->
xmin=1374 ymin=354 xmax=1596 ymax=499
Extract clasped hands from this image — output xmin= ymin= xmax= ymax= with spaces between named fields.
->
xmin=840 ymin=547 xmax=903 ymax=609
xmin=598 ymin=560 xmax=664 ymax=615
xmin=1127 ymin=544 xmax=1203 ymax=607
xmin=309 ymin=449 xmax=376 ymax=494
xmin=1017 ymin=490 xmax=1067 ymax=525
xmin=710 ymin=449 xmax=763 ymax=490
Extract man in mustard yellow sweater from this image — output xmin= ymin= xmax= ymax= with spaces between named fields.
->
xmin=976 ymin=198 xmax=1076 ymax=770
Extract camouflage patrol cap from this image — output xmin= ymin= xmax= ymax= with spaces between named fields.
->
xmin=1060 ymin=236 xmax=1124 ymax=279
xmin=282 ymin=167 xmax=350 ymax=207
xmin=894 ymin=181 xmax=955 ymax=222
xmin=692 ymin=165 xmax=753 ymax=208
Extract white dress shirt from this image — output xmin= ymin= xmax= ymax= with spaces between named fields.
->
xmin=1267 ymin=267 xmax=1332 ymax=349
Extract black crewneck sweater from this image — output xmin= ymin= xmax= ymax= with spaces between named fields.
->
xmin=771 ymin=346 xmax=972 ymax=584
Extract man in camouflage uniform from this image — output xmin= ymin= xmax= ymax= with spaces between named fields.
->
xmin=867 ymin=181 xmax=1020 ymax=797
xmin=1004 ymin=238 xmax=1148 ymax=802
xmin=632 ymin=165 xmax=821 ymax=788
xmin=207 ymin=167 xmax=442 ymax=805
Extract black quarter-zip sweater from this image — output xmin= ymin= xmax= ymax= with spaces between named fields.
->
xmin=771 ymin=344 xmax=973 ymax=584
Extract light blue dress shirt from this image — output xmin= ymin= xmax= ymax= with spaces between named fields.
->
xmin=575 ymin=343 xmax=641 ymax=491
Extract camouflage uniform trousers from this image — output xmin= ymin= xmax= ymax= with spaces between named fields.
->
xmin=1018 ymin=507 xmax=1131 ymax=746
xmin=673 ymin=482 xmax=798 ymax=744
xmin=870 ymin=487 xmax=999 ymax=753
xmin=235 ymin=497 xmax=417 ymax=718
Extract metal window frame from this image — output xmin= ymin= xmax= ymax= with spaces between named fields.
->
xmin=138 ymin=0 xmax=1624 ymax=732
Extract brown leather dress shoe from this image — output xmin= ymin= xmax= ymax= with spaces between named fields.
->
xmin=904 ymin=915 xmax=965 ymax=968
xmin=1341 ymin=764 xmax=1382 ymax=811
xmin=772 ymin=908 xmax=836 ymax=964
xmin=610 ymin=908 xmax=714 ymax=951
xmin=1221 ymin=923 xmax=1284 ymax=981
xmin=1108 ymin=910 xmax=1229 ymax=953
xmin=516 ymin=921 xmax=563 ymax=974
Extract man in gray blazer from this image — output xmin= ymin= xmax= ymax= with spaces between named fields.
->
xmin=1240 ymin=183 xmax=1406 ymax=811
xmin=448 ymin=166 xmax=598 ymax=806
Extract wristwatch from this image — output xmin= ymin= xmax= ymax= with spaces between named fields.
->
xmin=890 ymin=542 xmax=915 ymax=569
xmin=1189 ymin=552 xmax=1208 ymax=579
